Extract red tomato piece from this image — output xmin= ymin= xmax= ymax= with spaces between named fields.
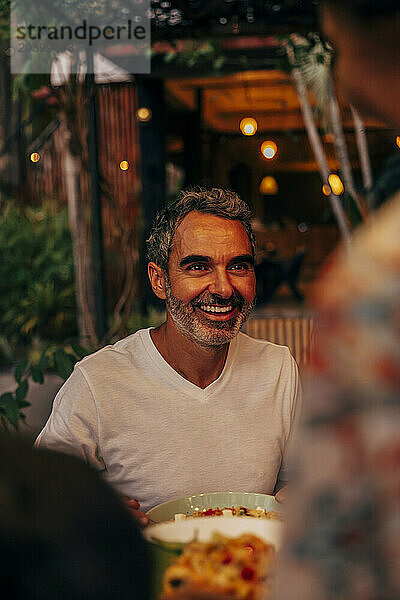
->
xmin=241 ymin=566 xmax=255 ymax=581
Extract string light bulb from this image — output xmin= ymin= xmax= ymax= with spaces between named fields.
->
xmin=119 ymin=160 xmax=129 ymax=171
xmin=30 ymin=152 xmax=40 ymax=163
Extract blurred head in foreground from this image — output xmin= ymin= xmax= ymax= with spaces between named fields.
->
xmin=0 ymin=436 xmax=149 ymax=600
xmin=275 ymin=3 xmax=400 ymax=600
xmin=321 ymin=0 xmax=400 ymax=127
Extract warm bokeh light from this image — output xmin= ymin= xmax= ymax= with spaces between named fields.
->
xmin=30 ymin=152 xmax=40 ymax=163
xmin=259 ymin=175 xmax=278 ymax=195
xmin=396 ymin=135 xmax=400 ymax=148
xmin=323 ymin=133 xmax=334 ymax=144
xmin=119 ymin=160 xmax=129 ymax=171
xmin=328 ymin=174 xmax=344 ymax=195
xmin=322 ymin=183 xmax=331 ymax=196
xmin=239 ymin=117 xmax=257 ymax=136
xmin=136 ymin=107 xmax=152 ymax=122
xmin=261 ymin=141 xmax=277 ymax=159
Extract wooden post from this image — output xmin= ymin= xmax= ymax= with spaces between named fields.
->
xmin=62 ymin=123 xmax=97 ymax=347
xmin=86 ymin=52 xmax=107 ymax=341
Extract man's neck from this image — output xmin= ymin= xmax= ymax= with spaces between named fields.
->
xmin=150 ymin=320 xmax=230 ymax=390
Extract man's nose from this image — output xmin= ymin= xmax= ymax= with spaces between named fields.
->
xmin=208 ymin=269 xmax=233 ymax=299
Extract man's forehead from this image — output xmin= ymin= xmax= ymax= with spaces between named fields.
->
xmin=171 ymin=210 xmax=251 ymax=251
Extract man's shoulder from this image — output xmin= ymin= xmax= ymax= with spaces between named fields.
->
xmin=76 ymin=328 xmax=149 ymax=371
xmin=237 ymin=332 xmax=294 ymax=369
xmin=233 ymin=332 xmax=298 ymax=390
xmin=237 ymin=330 xmax=292 ymax=359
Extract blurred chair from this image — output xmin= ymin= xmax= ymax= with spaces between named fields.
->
xmin=243 ymin=316 xmax=314 ymax=368
xmin=255 ymin=250 xmax=306 ymax=304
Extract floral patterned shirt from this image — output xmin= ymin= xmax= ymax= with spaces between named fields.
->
xmin=277 ymin=194 xmax=400 ymax=600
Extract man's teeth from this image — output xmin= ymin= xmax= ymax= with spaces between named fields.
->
xmin=199 ymin=305 xmax=233 ymax=314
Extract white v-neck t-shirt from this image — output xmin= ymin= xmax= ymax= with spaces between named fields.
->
xmin=36 ymin=329 xmax=301 ymax=512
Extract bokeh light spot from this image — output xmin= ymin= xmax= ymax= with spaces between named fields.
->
xmin=30 ymin=152 xmax=40 ymax=163
xmin=322 ymin=184 xmax=331 ymax=196
xmin=240 ymin=117 xmax=257 ymax=136
xmin=136 ymin=107 xmax=152 ymax=122
xmin=259 ymin=175 xmax=278 ymax=195
xmin=261 ymin=141 xmax=277 ymax=159
xmin=328 ymin=174 xmax=344 ymax=195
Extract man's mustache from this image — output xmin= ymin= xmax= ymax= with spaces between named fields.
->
xmin=192 ymin=291 xmax=245 ymax=308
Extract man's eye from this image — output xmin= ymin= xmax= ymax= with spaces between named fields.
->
xmin=229 ymin=263 xmax=250 ymax=271
xmin=187 ymin=264 xmax=207 ymax=271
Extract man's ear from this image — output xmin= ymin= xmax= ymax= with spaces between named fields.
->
xmin=148 ymin=262 xmax=167 ymax=300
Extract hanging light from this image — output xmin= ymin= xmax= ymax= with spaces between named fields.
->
xmin=259 ymin=175 xmax=278 ymax=195
xmin=239 ymin=117 xmax=257 ymax=136
xmin=119 ymin=160 xmax=129 ymax=171
xmin=396 ymin=135 xmax=400 ymax=149
xmin=328 ymin=174 xmax=344 ymax=195
xmin=136 ymin=107 xmax=152 ymax=122
xmin=30 ymin=152 xmax=40 ymax=163
xmin=261 ymin=140 xmax=277 ymax=159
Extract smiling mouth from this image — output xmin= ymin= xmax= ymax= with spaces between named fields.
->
xmin=194 ymin=304 xmax=238 ymax=320
xmin=199 ymin=304 xmax=233 ymax=314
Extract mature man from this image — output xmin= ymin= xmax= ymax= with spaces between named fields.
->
xmin=37 ymin=187 xmax=300 ymax=518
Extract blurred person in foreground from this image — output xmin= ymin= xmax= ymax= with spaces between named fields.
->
xmin=0 ymin=435 xmax=150 ymax=600
xmin=277 ymin=1 xmax=400 ymax=599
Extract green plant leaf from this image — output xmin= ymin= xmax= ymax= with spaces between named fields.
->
xmin=38 ymin=351 xmax=49 ymax=371
xmin=0 ymin=392 xmax=20 ymax=428
xmin=213 ymin=56 xmax=225 ymax=71
xmin=0 ymin=202 xmax=76 ymax=353
xmin=54 ymin=348 xmax=74 ymax=380
xmin=14 ymin=358 xmax=28 ymax=383
xmin=70 ymin=344 xmax=88 ymax=360
xmin=15 ymin=379 xmax=29 ymax=402
xmin=31 ymin=366 xmax=44 ymax=384
xmin=164 ymin=51 xmax=177 ymax=63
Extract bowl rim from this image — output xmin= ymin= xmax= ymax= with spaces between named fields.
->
xmin=146 ymin=490 xmax=281 ymax=520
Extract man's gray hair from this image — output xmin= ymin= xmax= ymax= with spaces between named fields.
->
xmin=147 ymin=186 xmax=256 ymax=271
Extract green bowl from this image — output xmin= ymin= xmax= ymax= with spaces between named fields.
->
xmin=146 ymin=537 xmax=185 ymax=600
xmin=147 ymin=491 xmax=282 ymax=523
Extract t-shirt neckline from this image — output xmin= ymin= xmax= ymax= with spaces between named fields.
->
xmin=140 ymin=327 xmax=240 ymax=399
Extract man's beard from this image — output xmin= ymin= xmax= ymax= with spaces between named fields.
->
xmin=164 ymin=277 xmax=255 ymax=348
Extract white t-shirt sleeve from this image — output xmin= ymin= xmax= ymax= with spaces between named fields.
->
xmin=35 ymin=365 xmax=106 ymax=472
xmin=275 ymin=353 xmax=302 ymax=489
